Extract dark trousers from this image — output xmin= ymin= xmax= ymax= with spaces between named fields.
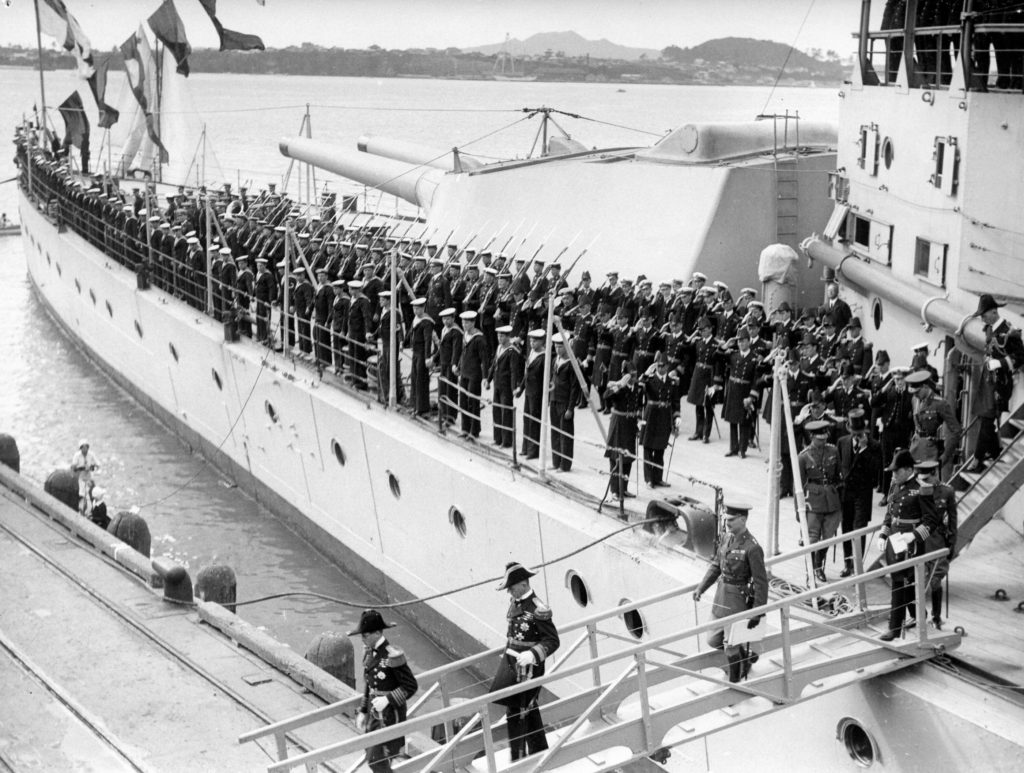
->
xmin=297 ymin=317 xmax=312 ymax=353
xmin=331 ymin=330 xmax=345 ymax=368
xmin=365 ymin=710 xmax=405 ymax=773
xmin=492 ymin=386 xmax=514 ymax=446
xmin=506 ymin=700 xmax=549 ymax=761
xmin=438 ymin=367 xmax=458 ymax=425
xmin=411 ymin=352 xmax=430 ymax=415
xmin=550 ymin=401 xmax=575 ymax=471
xmin=888 ymin=567 xmax=916 ymax=632
xmin=460 ymin=376 xmax=482 ymax=437
xmin=728 ymin=421 xmax=752 ymax=454
xmin=315 ymin=319 xmax=331 ymax=364
xmin=522 ymin=397 xmax=541 ymax=458
xmin=841 ymin=488 xmax=873 ymax=562
xmin=349 ymin=340 xmax=368 ymax=388
xmin=607 ymin=455 xmax=633 ymax=498
xmin=694 ymin=404 xmax=713 ymax=440
xmin=974 ymin=414 xmax=1000 ymax=462
xmin=256 ymin=302 xmax=270 ymax=341
xmin=377 ymin=348 xmax=404 ymax=404
xmin=643 ymin=446 xmax=665 ymax=484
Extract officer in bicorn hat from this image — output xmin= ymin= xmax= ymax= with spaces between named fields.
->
xmin=875 ymin=449 xmax=940 ymax=640
xmin=693 ymin=503 xmax=768 ymax=682
xmin=490 ymin=562 xmax=559 ymax=760
xmin=348 ymin=610 xmax=418 ymax=773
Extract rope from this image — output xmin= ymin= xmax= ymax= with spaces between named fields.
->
xmin=759 ymin=0 xmax=818 ymax=116
xmin=232 ymin=517 xmax=662 ymax=609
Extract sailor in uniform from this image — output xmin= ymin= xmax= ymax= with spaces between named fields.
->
xmin=433 ymin=308 xmax=462 ymax=427
xmin=313 ymin=268 xmax=334 ymax=366
xmin=490 ymin=562 xmax=560 ymax=760
xmin=490 ymin=325 xmax=524 ymax=447
xmin=549 ymin=333 xmax=581 ymax=472
xmin=347 ymin=280 xmax=373 ymax=389
xmin=798 ymin=419 xmax=843 ymax=582
xmin=253 ymin=257 xmax=276 ymax=344
xmin=406 ymin=297 xmax=434 ymax=415
xmin=876 ymin=449 xmax=941 ymax=640
xmin=349 ymin=610 xmax=418 ymax=773
xmin=517 ymin=330 xmax=547 ymax=460
xmin=456 ymin=310 xmax=489 ymax=439
xmin=693 ymin=503 xmax=769 ymax=682
xmin=915 ymin=458 xmax=958 ymax=630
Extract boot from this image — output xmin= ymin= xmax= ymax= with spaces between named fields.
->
xmin=727 ymin=652 xmax=744 ymax=683
xmin=879 ymin=608 xmax=904 ymax=641
xmin=839 ymin=559 xmax=855 ymax=578
xmin=812 ymin=551 xmax=827 ymax=583
xmin=738 ymin=646 xmax=759 ymax=680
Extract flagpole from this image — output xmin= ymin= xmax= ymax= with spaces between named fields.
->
xmin=32 ymin=0 xmax=49 ymax=134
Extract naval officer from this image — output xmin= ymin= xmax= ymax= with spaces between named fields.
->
xmin=490 ymin=562 xmax=560 ymax=760
xmin=349 ymin=610 xmax=418 ymax=773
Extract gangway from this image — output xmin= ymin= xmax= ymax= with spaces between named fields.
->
xmin=950 ymin=402 xmax=1024 ymax=558
xmin=240 ymin=525 xmax=959 ymax=772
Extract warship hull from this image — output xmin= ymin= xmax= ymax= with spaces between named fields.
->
xmin=18 ymin=186 xmax=1024 ymax=770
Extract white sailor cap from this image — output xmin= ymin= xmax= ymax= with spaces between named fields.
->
xmin=551 ymin=332 xmax=567 ymax=345
xmin=748 ymin=300 xmax=764 ymax=310
xmin=484 ymin=267 xmax=498 ymax=275
xmin=691 ymin=272 xmax=707 ymax=281
xmin=255 ymin=257 xmax=269 ymax=264
xmin=348 ymin=280 xmax=364 ymax=290
xmin=411 ymin=298 xmax=427 ymax=307
xmin=380 ymin=290 xmax=393 ymax=299
xmin=429 ymin=257 xmax=444 ymax=266
xmin=528 ymin=329 xmax=546 ymax=339
xmin=713 ymin=280 xmax=729 ymax=290
xmin=740 ymin=287 xmax=757 ymax=296
xmin=274 ymin=225 xmax=286 ymax=233
xmin=186 ymin=236 xmax=199 ymax=245
xmin=460 ymin=310 xmax=478 ymax=321
xmin=219 ymin=247 xmax=232 ymax=256
xmin=159 ymin=222 xmax=170 ymax=229
xmin=439 ymin=307 xmax=456 ymax=317
xmin=331 ymin=279 xmax=346 ymax=287
xmin=496 ymin=324 xmax=513 ymax=334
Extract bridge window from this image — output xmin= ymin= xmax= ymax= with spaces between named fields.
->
xmin=858 ymin=124 xmax=880 ymax=176
xmin=931 ymin=137 xmax=959 ymax=196
xmin=849 ymin=214 xmax=892 ymax=267
xmin=914 ymin=238 xmax=947 ymax=287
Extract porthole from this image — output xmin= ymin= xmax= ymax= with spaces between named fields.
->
xmin=56 ymin=262 xmax=62 ymax=276
xmin=265 ymin=400 xmax=279 ymax=423
xmin=212 ymin=368 xmax=223 ymax=390
xmin=872 ymin=297 xmax=883 ymax=331
xmin=837 ymin=718 xmax=878 ymax=767
xmin=74 ymin=278 xmax=81 ymax=294
xmin=105 ymin=300 xmax=113 ymax=317
xmin=89 ymin=288 xmax=96 ymax=305
xmin=168 ymin=342 xmax=179 ymax=362
xmin=620 ymin=599 xmax=646 ymax=639
xmin=46 ymin=251 xmax=51 ymax=265
xmin=331 ymin=439 xmax=346 ymax=466
xmin=448 ymin=506 xmax=467 ymax=538
xmin=387 ymin=471 xmax=401 ymax=499
xmin=881 ymin=137 xmax=894 ymax=170
xmin=567 ymin=571 xmax=590 ymax=607
xmin=134 ymin=320 xmax=143 ymax=338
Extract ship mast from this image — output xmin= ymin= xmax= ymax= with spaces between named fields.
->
xmin=32 ymin=0 xmax=49 ymax=135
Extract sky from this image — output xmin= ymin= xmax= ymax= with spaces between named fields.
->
xmin=1 ymin=0 xmax=877 ymax=58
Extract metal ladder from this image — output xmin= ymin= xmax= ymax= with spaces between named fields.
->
xmin=241 ymin=527 xmax=958 ymax=772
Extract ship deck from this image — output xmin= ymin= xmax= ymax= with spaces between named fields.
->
xmin=288 ymin=340 xmax=1024 ymax=692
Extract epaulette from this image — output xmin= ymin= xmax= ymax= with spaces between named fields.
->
xmin=385 ymin=645 xmax=407 ymax=667
xmin=533 ymin=600 xmax=553 ymax=621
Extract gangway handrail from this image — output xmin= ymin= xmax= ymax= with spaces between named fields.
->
xmin=260 ymin=546 xmax=948 ymax=773
xmin=240 ymin=520 xmax=884 ymax=750
xmin=239 ymin=521 xmax=885 ymax=750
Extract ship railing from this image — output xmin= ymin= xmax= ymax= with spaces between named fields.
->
xmin=864 ymin=20 xmax=1024 ymax=91
xmin=435 ymin=373 xmax=521 ymax=451
xmin=242 ymin=534 xmax=954 ymax=772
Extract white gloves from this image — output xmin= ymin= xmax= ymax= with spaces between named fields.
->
xmin=987 ymin=358 xmax=1003 ymax=372
xmin=371 ymin=696 xmax=389 ymax=713
xmin=356 ymin=712 xmax=367 ymax=731
xmin=876 ymin=537 xmax=886 ymax=555
xmin=516 ymin=650 xmax=536 ymax=668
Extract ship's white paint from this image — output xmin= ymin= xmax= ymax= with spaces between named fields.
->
xmin=20 ymin=192 xmax=1024 ymax=770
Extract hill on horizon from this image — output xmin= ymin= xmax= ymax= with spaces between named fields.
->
xmin=465 ymin=31 xmax=660 ymax=61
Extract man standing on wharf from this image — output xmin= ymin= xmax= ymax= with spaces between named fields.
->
xmin=349 ymin=610 xmax=418 ymax=773
xmin=490 ymin=562 xmax=560 ymax=760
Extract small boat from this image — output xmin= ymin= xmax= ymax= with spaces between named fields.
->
xmin=0 ymin=222 xmax=22 ymax=237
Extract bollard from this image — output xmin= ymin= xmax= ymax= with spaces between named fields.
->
xmin=196 ymin=565 xmax=237 ymax=613
xmin=0 ymin=434 xmax=20 ymax=473
xmin=44 ymin=468 xmax=80 ymax=510
xmin=152 ymin=557 xmax=194 ymax=604
xmin=108 ymin=510 xmax=152 ymax=557
xmin=304 ymin=632 xmax=355 ymax=688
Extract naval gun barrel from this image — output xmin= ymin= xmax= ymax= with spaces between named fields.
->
xmin=278 ymin=136 xmax=445 ymax=210
xmin=356 ymin=134 xmax=482 ymax=171
xmin=802 ymin=235 xmax=987 ymax=356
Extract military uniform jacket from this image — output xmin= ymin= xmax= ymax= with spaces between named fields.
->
xmin=696 ymin=528 xmax=769 ymax=620
xmin=872 ymin=385 xmax=914 ymax=441
xmin=604 ymin=380 xmax=643 ymax=459
xmin=880 ymin=475 xmax=941 ymax=547
xmin=640 ymin=371 xmax=679 ymax=450
xmin=687 ymin=335 xmax=718 ymax=406
xmin=721 ymin=349 xmax=759 ymax=424
xmin=358 ymin=638 xmax=418 ymax=734
xmin=920 ymin=481 xmax=958 ymax=553
xmin=912 ymin=393 xmax=962 ymax=463
xmin=490 ymin=590 xmax=559 ymax=705
xmin=798 ymin=443 xmax=842 ymax=513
